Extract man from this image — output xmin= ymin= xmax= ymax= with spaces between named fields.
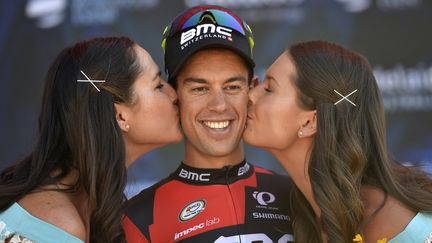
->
xmin=123 ymin=5 xmax=295 ymax=243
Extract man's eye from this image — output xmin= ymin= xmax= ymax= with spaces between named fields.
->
xmin=192 ymin=87 xmax=208 ymax=92
xmin=225 ymin=85 xmax=241 ymax=91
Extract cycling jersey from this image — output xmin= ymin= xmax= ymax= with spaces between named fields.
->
xmin=123 ymin=160 xmax=295 ymax=243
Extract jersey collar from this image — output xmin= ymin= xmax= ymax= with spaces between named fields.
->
xmin=173 ymin=159 xmax=254 ymax=185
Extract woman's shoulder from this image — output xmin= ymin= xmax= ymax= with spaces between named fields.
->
xmin=17 ymin=190 xmax=86 ymax=241
xmin=361 ymin=185 xmax=417 ymax=243
xmin=388 ymin=212 xmax=432 ymax=242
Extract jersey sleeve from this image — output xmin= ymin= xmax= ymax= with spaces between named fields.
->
xmin=122 ymin=215 xmax=150 ymax=243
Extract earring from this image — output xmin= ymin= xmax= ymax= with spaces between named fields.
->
xmin=125 ymin=124 xmax=130 ymax=130
xmin=298 ymin=130 xmax=303 ymax=137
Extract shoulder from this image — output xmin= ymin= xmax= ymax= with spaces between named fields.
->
xmin=253 ymin=165 xmax=294 ymax=184
xmin=251 ymin=164 xmax=296 ymax=202
xmin=18 ymin=190 xmax=86 ymax=241
xmin=361 ymin=185 xmax=416 ymax=243
xmin=124 ymin=175 xmax=175 ymax=223
xmin=123 ymin=178 xmax=174 ymax=240
xmin=125 ymin=176 xmax=172 ymax=209
xmin=253 ymin=165 xmax=274 ymax=175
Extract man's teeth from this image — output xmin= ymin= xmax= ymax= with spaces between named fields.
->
xmin=203 ymin=121 xmax=230 ymax=129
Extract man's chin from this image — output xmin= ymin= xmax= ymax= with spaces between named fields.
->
xmin=201 ymin=141 xmax=243 ymax=157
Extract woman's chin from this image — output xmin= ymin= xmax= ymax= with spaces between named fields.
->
xmin=171 ymin=134 xmax=184 ymax=144
xmin=243 ymin=131 xmax=263 ymax=148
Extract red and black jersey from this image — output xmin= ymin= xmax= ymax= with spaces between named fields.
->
xmin=123 ymin=160 xmax=295 ymax=243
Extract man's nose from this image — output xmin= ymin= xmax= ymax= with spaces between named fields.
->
xmin=207 ymin=90 xmax=227 ymax=113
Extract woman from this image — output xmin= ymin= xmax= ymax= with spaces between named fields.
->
xmin=0 ymin=37 xmax=182 ymax=243
xmin=244 ymin=40 xmax=432 ymax=243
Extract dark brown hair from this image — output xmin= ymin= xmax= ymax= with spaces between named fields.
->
xmin=0 ymin=37 xmax=142 ymax=242
xmin=288 ymin=40 xmax=432 ymax=243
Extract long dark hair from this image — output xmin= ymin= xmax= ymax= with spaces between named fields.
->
xmin=287 ymin=40 xmax=432 ymax=243
xmin=0 ymin=37 xmax=142 ymax=242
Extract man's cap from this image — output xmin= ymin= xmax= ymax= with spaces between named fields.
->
xmin=161 ymin=5 xmax=255 ymax=84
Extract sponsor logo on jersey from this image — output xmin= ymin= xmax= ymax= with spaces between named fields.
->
xmin=179 ymin=168 xmax=211 ymax=181
xmin=180 ymin=23 xmax=233 ymax=50
xmin=253 ymin=191 xmax=276 ymax=206
xmin=179 ymin=200 xmax=206 ymax=222
xmin=174 ymin=217 xmax=220 ymax=240
xmin=215 ymin=233 xmax=294 ymax=242
xmin=238 ymin=162 xmax=250 ymax=176
xmin=174 ymin=222 xmax=205 ymax=240
xmin=252 ymin=212 xmax=291 ymax=221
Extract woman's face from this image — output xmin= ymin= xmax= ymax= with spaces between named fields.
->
xmin=120 ymin=45 xmax=182 ymax=151
xmin=243 ymin=51 xmax=310 ymax=151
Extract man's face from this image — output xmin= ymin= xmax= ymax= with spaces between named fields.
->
xmin=176 ymin=49 xmax=249 ymax=159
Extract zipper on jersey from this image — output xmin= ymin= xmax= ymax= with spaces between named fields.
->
xmin=224 ymin=165 xmax=243 ymax=243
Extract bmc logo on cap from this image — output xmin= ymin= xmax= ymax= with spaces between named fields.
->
xmin=180 ymin=24 xmax=232 ymax=45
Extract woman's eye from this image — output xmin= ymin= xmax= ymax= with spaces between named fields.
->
xmin=264 ymin=86 xmax=272 ymax=92
xmin=156 ymin=83 xmax=164 ymax=90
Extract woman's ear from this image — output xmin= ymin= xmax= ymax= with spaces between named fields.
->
xmin=114 ymin=103 xmax=131 ymax=132
xmin=298 ymin=110 xmax=317 ymax=138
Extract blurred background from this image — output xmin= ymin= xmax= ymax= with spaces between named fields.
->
xmin=1 ymin=0 xmax=431 ymax=198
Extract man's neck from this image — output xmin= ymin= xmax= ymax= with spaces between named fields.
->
xmin=183 ymin=143 xmax=245 ymax=169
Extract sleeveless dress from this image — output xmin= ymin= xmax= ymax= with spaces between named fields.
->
xmin=0 ymin=203 xmax=84 ymax=243
xmin=389 ymin=212 xmax=432 ymax=243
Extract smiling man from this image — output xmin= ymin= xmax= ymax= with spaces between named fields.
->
xmin=123 ymin=5 xmax=295 ymax=243
xmin=176 ymin=48 xmax=249 ymax=168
